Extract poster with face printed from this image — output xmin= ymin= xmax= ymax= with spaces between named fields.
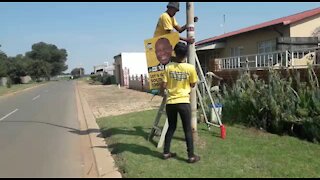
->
xmin=144 ymin=32 xmax=179 ymax=90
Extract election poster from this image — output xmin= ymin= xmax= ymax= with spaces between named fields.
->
xmin=144 ymin=32 xmax=179 ymax=90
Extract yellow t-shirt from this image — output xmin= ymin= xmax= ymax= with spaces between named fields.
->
xmin=154 ymin=12 xmax=178 ymax=37
xmin=162 ymin=62 xmax=198 ymax=104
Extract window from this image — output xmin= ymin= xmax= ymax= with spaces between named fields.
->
xmin=258 ymin=40 xmax=276 ymax=54
xmin=230 ymin=47 xmax=244 ymax=57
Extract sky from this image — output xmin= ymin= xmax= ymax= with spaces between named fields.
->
xmin=1 ymin=2 xmax=320 ymax=74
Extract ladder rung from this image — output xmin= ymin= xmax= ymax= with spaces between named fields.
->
xmin=152 ymin=126 xmax=162 ymax=131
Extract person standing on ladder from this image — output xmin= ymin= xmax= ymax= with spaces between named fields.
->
xmin=160 ymin=42 xmax=200 ymax=163
xmin=154 ymin=2 xmax=198 ymax=44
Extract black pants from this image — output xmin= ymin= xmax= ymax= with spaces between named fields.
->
xmin=164 ymin=103 xmax=194 ymax=158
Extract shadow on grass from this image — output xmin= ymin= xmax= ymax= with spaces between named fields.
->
xmin=101 ymin=126 xmax=148 ymax=139
xmin=94 ymin=143 xmax=186 ymax=162
xmin=98 ymin=126 xmax=189 ymax=161
xmin=108 ymin=143 xmax=163 ymax=159
xmin=101 ymin=126 xmax=186 ymax=143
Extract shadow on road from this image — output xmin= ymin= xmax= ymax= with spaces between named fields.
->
xmin=0 ymin=120 xmax=101 ymax=136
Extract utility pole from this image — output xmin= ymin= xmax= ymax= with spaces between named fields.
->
xmin=186 ymin=2 xmax=198 ymax=139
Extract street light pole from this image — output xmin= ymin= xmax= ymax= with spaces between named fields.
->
xmin=186 ymin=2 xmax=198 ymax=138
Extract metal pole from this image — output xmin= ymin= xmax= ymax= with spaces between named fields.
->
xmin=186 ymin=2 xmax=198 ymax=137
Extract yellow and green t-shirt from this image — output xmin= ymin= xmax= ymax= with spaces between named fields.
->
xmin=162 ymin=62 xmax=198 ymax=104
xmin=154 ymin=12 xmax=178 ymax=37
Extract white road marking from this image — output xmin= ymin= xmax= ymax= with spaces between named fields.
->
xmin=0 ymin=109 xmax=19 ymax=121
xmin=32 ymin=95 xmax=40 ymax=101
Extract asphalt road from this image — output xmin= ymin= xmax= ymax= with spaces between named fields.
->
xmin=0 ymin=81 xmax=84 ymax=177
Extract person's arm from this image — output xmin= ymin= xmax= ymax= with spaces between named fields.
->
xmin=189 ymin=66 xmax=198 ymax=88
xmin=177 ymin=16 xmax=198 ymax=44
xmin=174 ymin=17 xmax=198 ymax=33
xmin=180 ymin=37 xmax=195 ymax=44
xmin=160 ymin=68 xmax=168 ymax=96
xmin=174 ymin=24 xmax=187 ymax=33
xmin=160 ymin=81 xmax=167 ymax=96
xmin=190 ymin=82 xmax=196 ymax=88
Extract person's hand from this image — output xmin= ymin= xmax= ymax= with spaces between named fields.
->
xmin=186 ymin=37 xmax=195 ymax=44
xmin=194 ymin=16 xmax=198 ymax=23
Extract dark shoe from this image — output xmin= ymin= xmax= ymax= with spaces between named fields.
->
xmin=163 ymin=152 xmax=177 ymax=160
xmin=187 ymin=155 xmax=200 ymax=163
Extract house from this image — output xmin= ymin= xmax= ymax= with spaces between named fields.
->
xmin=113 ymin=52 xmax=148 ymax=87
xmin=196 ymin=7 xmax=320 ymax=74
xmin=93 ymin=63 xmax=114 ymax=76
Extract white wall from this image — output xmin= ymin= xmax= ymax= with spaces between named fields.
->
xmin=121 ymin=52 xmax=148 ymax=77
xmin=0 ymin=77 xmax=7 ymax=86
xmin=104 ymin=65 xmax=114 ymax=75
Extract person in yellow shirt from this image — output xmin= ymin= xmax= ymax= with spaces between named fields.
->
xmin=154 ymin=2 xmax=198 ymax=44
xmin=160 ymin=42 xmax=200 ymax=163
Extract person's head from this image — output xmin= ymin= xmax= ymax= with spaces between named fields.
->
xmin=155 ymin=38 xmax=173 ymax=65
xmin=166 ymin=2 xmax=179 ymax=17
xmin=174 ymin=42 xmax=188 ymax=62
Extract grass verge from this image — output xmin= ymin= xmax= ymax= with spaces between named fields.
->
xmin=97 ymin=109 xmax=320 ymax=178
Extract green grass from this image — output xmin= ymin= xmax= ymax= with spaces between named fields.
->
xmin=97 ymin=110 xmax=320 ymax=178
xmin=0 ymin=82 xmax=44 ymax=97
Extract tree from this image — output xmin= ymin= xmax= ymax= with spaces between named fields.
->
xmin=4 ymin=55 xmax=34 ymax=84
xmin=71 ymin=67 xmax=84 ymax=78
xmin=27 ymin=60 xmax=52 ymax=81
xmin=0 ymin=53 xmax=7 ymax=77
xmin=26 ymin=42 xmax=68 ymax=77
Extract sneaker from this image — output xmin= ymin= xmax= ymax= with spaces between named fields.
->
xmin=163 ymin=152 xmax=177 ymax=160
xmin=187 ymin=155 xmax=200 ymax=163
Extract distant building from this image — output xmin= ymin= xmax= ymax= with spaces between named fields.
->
xmin=113 ymin=52 xmax=148 ymax=87
xmin=93 ymin=63 xmax=114 ymax=76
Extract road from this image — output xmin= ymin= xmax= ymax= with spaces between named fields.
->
xmin=0 ymin=81 xmax=88 ymax=177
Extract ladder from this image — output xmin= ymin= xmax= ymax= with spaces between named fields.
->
xmin=147 ymin=93 xmax=169 ymax=148
xmin=148 ymin=48 xmax=225 ymax=148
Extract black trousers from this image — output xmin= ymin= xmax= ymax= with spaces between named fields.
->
xmin=164 ymin=103 xmax=194 ymax=158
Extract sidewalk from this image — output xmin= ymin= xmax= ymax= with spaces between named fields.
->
xmin=75 ymin=81 xmax=162 ymax=178
xmin=75 ymin=82 xmax=122 ymax=178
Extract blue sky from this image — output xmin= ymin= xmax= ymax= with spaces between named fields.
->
xmin=1 ymin=2 xmax=319 ymax=73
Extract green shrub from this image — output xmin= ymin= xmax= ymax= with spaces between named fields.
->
xmin=90 ymin=73 xmax=116 ymax=85
xmin=216 ymin=67 xmax=320 ymax=143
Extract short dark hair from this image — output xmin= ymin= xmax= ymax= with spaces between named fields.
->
xmin=155 ymin=38 xmax=171 ymax=47
xmin=174 ymin=42 xmax=188 ymax=58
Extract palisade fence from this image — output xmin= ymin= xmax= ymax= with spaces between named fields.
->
xmin=128 ymin=74 xmax=150 ymax=92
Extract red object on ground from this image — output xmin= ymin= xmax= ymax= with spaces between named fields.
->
xmin=220 ymin=125 xmax=226 ymax=139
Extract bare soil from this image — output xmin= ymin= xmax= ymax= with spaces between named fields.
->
xmin=77 ymin=81 xmax=162 ymax=119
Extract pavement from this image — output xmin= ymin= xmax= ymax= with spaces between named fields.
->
xmin=75 ymin=81 xmax=122 ymax=178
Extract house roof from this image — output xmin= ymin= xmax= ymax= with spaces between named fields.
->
xmin=196 ymin=7 xmax=320 ymax=46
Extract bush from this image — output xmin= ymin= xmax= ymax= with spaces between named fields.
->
xmin=90 ymin=73 xmax=116 ymax=85
xmin=218 ymin=67 xmax=320 ymax=143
